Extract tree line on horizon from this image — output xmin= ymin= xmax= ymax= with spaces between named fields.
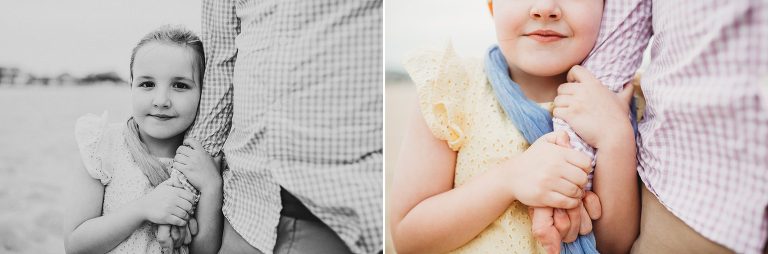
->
xmin=0 ymin=66 xmax=127 ymax=86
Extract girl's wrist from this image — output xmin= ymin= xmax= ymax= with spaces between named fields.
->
xmin=126 ymin=199 xmax=149 ymax=223
xmin=493 ymin=159 xmax=519 ymax=204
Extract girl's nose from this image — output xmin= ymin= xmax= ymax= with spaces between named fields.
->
xmin=152 ymin=90 xmax=171 ymax=108
xmin=530 ymin=0 xmax=562 ymax=21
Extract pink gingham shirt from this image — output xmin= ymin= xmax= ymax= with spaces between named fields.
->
xmin=574 ymin=0 xmax=768 ymax=253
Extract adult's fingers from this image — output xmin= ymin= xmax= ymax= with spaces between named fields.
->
xmin=171 ymin=226 xmax=181 ymax=248
xmin=563 ymin=207 xmax=581 ymax=242
xmin=579 ymin=203 xmax=593 ymax=235
xmin=183 ymin=225 xmax=193 ymax=245
xmin=566 ymin=65 xmax=598 ymax=84
xmin=583 ymin=191 xmax=602 ymax=220
xmin=189 ymin=217 xmax=199 ymax=236
xmin=553 ymin=208 xmax=570 ymax=239
xmin=157 ymin=225 xmax=172 ymax=250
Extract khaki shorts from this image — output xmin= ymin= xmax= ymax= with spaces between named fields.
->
xmin=631 ymin=186 xmax=734 ymax=254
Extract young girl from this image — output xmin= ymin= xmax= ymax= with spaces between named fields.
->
xmin=64 ymin=25 xmax=223 ymax=254
xmin=390 ymin=0 xmax=639 ymax=253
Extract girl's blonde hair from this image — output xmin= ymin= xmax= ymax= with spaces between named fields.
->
xmin=125 ymin=25 xmax=205 ymax=187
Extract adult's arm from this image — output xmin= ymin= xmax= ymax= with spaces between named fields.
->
xmin=580 ymin=0 xmax=653 ymax=253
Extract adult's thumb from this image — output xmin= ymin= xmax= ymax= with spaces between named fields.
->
xmin=618 ymin=82 xmax=634 ymax=105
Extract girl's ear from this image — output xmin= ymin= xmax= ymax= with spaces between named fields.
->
xmin=487 ymin=0 xmax=494 ymax=16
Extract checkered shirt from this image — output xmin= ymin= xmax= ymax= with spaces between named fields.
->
xmin=189 ymin=0 xmax=383 ymax=253
xmin=576 ymin=0 xmax=768 ymax=253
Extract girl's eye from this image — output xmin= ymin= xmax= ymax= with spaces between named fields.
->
xmin=138 ymin=81 xmax=154 ymax=88
xmin=173 ymin=82 xmax=191 ymax=89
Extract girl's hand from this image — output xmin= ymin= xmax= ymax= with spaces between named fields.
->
xmin=173 ymin=139 xmax=223 ymax=192
xmin=553 ymin=65 xmax=634 ymax=149
xmin=137 ymin=182 xmax=196 ymax=226
xmin=502 ymin=131 xmax=592 ymax=209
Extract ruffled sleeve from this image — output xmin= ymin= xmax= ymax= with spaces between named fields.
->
xmin=74 ymin=112 xmax=113 ymax=185
xmin=403 ymin=43 xmax=471 ymax=151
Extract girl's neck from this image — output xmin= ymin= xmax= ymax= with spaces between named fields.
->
xmin=138 ymin=131 xmax=183 ymax=158
xmin=508 ymin=65 xmax=566 ymax=103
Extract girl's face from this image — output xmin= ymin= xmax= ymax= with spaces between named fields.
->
xmin=493 ymin=0 xmax=603 ymax=77
xmin=130 ymin=42 xmax=201 ymax=141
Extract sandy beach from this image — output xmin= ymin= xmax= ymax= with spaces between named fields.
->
xmin=0 ymin=85 xmax=130 ymax=253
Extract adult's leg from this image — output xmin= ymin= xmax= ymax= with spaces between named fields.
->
xmin=275 ymin=188 xmax=352 ymax=254
xmin=630 ymin=186 xmax=733 ymax=253
xmin=219 ymin=218 xmax=263 ymax=254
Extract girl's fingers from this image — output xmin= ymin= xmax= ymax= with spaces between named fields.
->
xmin=562 ymin=149 xmax=592 ymax=173
xmin=173 ymin=188 xmax=196 ymax=206
xmin=552 ymin=107 xmax=570 ymax=122
xmin=183 ymin=139 xmax=205 ymax=151
xmin=566 ymin=65 xmax=598 ymax=84
xmin=618 ymin=82 xmax=635 ymax=105
xmin=553 ymin=95 xmax=572 ymax=108
xmin=175 ymin=196 xmax=194 ymax=214
xmin=176 ymin=145 xmax=193 ymax=157
xmin=557 ymin=82 xmax=578 ymax=95
xmin=166 ymin=214 xmax=187 ymax=227
xmin=559 ymin=165 xmax=589 ymax=188
xmin=170 ymin=206 xmax=190 ymax=221
xmin=553 ymin=178 xmax=584 ymax=198
xmin=546 ymin=192 xmax=580 ymax=209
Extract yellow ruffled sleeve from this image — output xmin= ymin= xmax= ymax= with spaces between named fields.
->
xmin=74 ymin=111 xmax=114 ymax=185
xmin=403 ymin=44 xmax=471 ymax=151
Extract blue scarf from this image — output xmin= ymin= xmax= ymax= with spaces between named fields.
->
xmin=485 ymin=45 xmax=600 ymax=254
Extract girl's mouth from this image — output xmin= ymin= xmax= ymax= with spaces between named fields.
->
xmin=148 ymin=114 xmax=175 ymax=120
xmin=524 ymin=30 xmax=566 ymax=43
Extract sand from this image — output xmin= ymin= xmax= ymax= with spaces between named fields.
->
xmin=0 ymin=85 xmax=131 ymax=253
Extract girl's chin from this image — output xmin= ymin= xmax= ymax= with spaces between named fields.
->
xmin=518 ymin=64 xmax=570 ymax=77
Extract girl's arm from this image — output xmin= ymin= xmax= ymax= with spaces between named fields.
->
xmin=64 ymin=165 xmax=145 ymax=254
xmin=65 ymin=165 xmax=197 ymax=254
xmin=389 ymin=103 xmax=593 ymax=254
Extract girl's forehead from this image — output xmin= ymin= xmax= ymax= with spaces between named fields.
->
xmin=133 ymin=42 xmax=201 ymax=78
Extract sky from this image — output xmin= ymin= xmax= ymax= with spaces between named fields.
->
xmin=385 ymin=0 xmax=497 ymax=72
xmin=0 ymin=0 xmax=201 ymax=80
